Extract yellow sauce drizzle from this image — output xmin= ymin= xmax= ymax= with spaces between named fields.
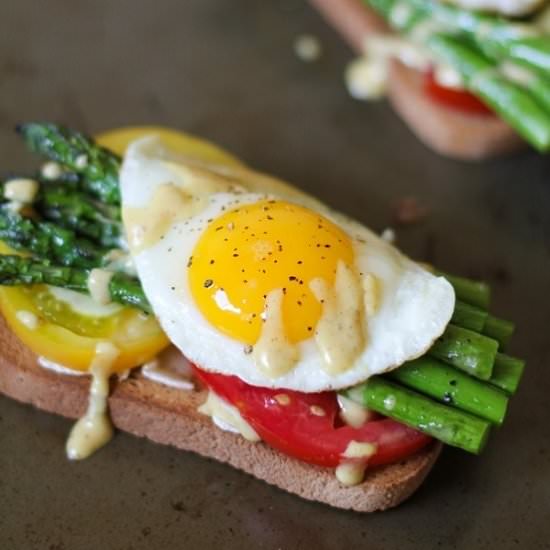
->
xmin=309 ymin=262 xmax=365 ymax=375
xmin=87 ymin=268 xmax=115 ymax=305
xmin=65 ymin=341 xmax=120 ymax=460
xmin=253 ymin=288 xmax=299 ymax=378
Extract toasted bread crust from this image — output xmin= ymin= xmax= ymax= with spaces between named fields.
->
xmin=309 ymin=0 xmax=524 ymax=160
xmin=0 ymin=314 xmax=441 ymax=512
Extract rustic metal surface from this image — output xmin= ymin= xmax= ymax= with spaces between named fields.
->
xmin=0 ymin=1 xmax=549 ymax=548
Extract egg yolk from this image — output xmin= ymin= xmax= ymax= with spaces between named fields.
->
xmin=188 ymin=200 xmax=354 ymax=345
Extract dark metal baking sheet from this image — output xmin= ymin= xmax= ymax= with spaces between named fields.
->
xmin=0 ymin=1 xmax=549 ymax=548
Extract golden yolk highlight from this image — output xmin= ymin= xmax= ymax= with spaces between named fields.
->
xmin=188 ymin=200 xmax=354 ymax=345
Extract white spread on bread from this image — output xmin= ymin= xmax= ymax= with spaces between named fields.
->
xmin=199 ymin=390 xmax=260 ymax=442
xmin=15 ymin=310 xmax=38 ymax=330
xmin=66 ymin=341 xmax=120 ymax=460
xmin=87 ymin=268 xmax=115 ymax=305
xmin=3 ymin=178 xmax=39 ymax=203
xmin=38 ymin=356 xmax=87 ymax=376
xmin=309 ymin=262 xmax=365 ymax=375
xmin=337 ymin=394 xmax=370 ymax=428
xmin=253 ymin=288 xmax=299 ymax=378
xmin=141 ymin=346 xmax=194 ymax=390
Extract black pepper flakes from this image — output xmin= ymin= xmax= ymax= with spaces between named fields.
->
xmin=243 ymin=344 xmax=253 ymax=355
xmin=204 ymin=279 xmax=214 ymax=288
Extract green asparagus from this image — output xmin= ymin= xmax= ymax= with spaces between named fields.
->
xmin=388 ymin=356 xmax=508 ymax=425
xmin=348 ymin=377 xmax=491 ymax=453
xmin=0 ymin=209 xmax=108 ymax=269
xmin=429 ymin=324 xmax=499 ymax=380
xmin=489 ymin=353 xmax=525 ymax=394
xmin=483 ymin=314 xmax=515 ymax=347
xmin=0 ymin=254 xmax=150 ymax=313
xmin=17 ymin=123 xmax=121 ymax=205
xmin=429 ymin=34 xmax=550 ymax=152
xmin=37 ymin=187 xmax=123 ymax=248
xmin=452 ymin=300 xmax=488 ymax=332
xmin=438 ymin=271 xmax=491 ymax=309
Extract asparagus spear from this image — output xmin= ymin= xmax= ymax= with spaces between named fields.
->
xmin=37 ymin=187 xmax=123 ymax=248
xmin=347 ymin=377 xmax=491 ymax=453
xmin=452 ymin=300 xmax=488 ymax=332
xmin=489 ymin=353 xmax=525 ymax=394
xmin=428 ymin=34 xmax=550 ymax=152
xmin=0 ymin=209 xmax=108 ymax=269
xmin=429 ymin=324 xmax=499 ymax=380
xmin=483 ymin=314 xmax=515 ymax=347
xmin=438 ymin=271 xmax=490 ymax=309
xmin=388 ymin=356 xmax=508 ymax=425
xmin=0 ymin=254 xmax=150 ymax=313
xmin=362 ymin=0 xmax=550 ymax=151
xmin=17 ymin=123 xmax=121 ymax=205
xmin=405 ymin=0 xmax=550 ymax=74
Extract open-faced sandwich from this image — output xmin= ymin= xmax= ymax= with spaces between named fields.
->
xmin=0 ymin=124 xmax=525 ymax=511
xmin=310 ymin=0 xmax=550 ymax=159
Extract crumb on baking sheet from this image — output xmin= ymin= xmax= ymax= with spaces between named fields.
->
xmin=294 ymin=34 xmax=322 ymax=62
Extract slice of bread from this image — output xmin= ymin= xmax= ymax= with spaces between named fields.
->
xmin=309 ymin=0 xmax=524 ymax=160
xmin=0 ymin=313 xmax=441 ymax=512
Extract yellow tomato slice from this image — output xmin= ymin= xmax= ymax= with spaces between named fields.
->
xmin=0 ymin=126 xmax=242 ymax=373
xmin=96 ymin=126 xmax=243 ymax=166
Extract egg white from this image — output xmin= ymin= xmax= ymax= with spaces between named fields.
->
xmin=121 ymin=136 xmax=455 ymax=392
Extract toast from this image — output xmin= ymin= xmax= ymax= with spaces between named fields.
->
xmin=0 ymin=312 xmax=441 ymax=513
xmin=309 ymin=0 xmax=524 ymax=160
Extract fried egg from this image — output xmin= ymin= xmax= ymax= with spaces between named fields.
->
xmin=120 ymin=135 xmax=454 ymax=392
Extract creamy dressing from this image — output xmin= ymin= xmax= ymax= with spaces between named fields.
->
xmin=346 ymin=35 xmax=432 ymax=100
xmin=335 ymin=440 xmax=378 ymax=486
xmin=15 ymin=310 xmax=38 ymax=330
xmin=75 ymin=154 xmax=88 ymax=170
xmin=337 ymin=394 xmax=370 ymax=428
xmin=103 ymin=249 xmax=137 ymax=276
xmin=433 ymin=64 xmax=465 ymax=90
xmin=335 ymin=462 xmax=367 ymax=486
xmin=253 ymin=288 xmax=299 ymax=378
xmin=4 ymin=178 xmax=39 ymax=203
xmin=343 ymin=440 xmax=377 ymax=459
xmin=141 ymin=346 xmax=194 ymax=390
xmin=198 ymin=390 xmax=260 ymax=442
xmin=41 ymin=161 xmax=63 ymax=180
xmin=87 ymin=268 xmax=115 ymax=305
xmin=309 ymin=262 xmax=365 ymax=375
xmin=66 ymin=342 xmax=120 ymax=460
xmin=123 ymin=162 xmax=244 ymax=254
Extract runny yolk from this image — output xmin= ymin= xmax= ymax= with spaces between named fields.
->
xmin=188 ymin=200 xmax=355 ymax=345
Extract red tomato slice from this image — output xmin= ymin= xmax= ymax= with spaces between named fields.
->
xmin=424 ymin=71 xmax=494 ymax=116
xmin=194 ymin=367 xmax=432 ymax=468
